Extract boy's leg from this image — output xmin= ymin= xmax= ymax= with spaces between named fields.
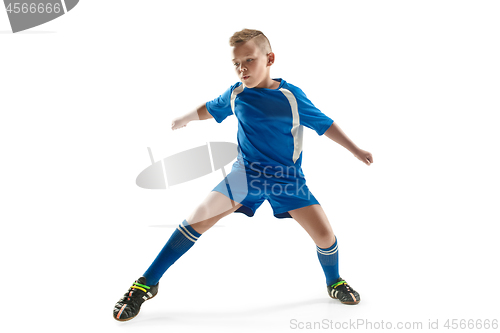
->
xmin=288 ymin=204 xmax=338 ymax=283
xmin=288 ymin=204 xmax=335 ymax=248
xmin=187 ymin=190 xmax=243 ymax=233
xmin=143 ymin=191 xmax=242 ymax=285
xmin=114 ymin=191 xmax=242 ymax=321
xmin=288 ymin=204 xmax=360 ymax=305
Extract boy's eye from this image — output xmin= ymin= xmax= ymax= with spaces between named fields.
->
xmin=247 ymin=59 xmax=253 ymax=62
xmin=233 ymin=63 xmax=239 ymax=66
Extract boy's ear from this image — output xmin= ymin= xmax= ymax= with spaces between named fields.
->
xmin=267 ymin=52 xmax=275 ymax=66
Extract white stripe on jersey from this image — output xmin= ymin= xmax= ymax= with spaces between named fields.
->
xmin=279 ymin=88 xmax=303 ymax=163
xmin=230 ymin=84 xmax=245 ymax=113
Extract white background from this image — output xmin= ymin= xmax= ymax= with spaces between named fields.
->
xmin=1 ymin=1 xmax=499 ymax=332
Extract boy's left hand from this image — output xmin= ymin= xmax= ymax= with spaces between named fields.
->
xmin=353 ymin=149 xmax=373 ymax=166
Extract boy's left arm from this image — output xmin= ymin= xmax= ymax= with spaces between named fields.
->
xmin=323 ymin=123 xmax=373 ymax=166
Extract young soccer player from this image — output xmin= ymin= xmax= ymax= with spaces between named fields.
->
xmin=113 ymin=29 xmax=373 ymax=321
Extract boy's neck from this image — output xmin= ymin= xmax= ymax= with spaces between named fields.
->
xmin=254 ymin=77 xmax=280 ymax=90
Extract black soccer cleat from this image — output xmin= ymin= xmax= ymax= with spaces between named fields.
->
xmin=327 ymin=277 xmax=360 ymax=305
xmin=113 ymin=277 xmax=159 ymax=321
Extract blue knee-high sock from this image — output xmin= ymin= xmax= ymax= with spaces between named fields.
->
xmin=143 ymin=220 xmax=202 ymax=286
xmin=316 ymin=238 xmax=339 ymax=286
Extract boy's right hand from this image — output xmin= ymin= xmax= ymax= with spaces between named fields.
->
xmin=171 ymin=106 xmax=209 ymax=130
xmin=171 ymin=116 xmax=190 ymax=130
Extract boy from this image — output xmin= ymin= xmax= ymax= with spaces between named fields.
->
xmin=113 ymin=29 xmax=373 ymax=321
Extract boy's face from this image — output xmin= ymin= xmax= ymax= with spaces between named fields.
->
xmin=231 ymin=40 xmax=274 ymax=89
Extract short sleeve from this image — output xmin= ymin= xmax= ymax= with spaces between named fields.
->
xmin=205 ymin=83 xmax=240 ymax=123
xmin=292 ymin=86 xmax=334 ymax=136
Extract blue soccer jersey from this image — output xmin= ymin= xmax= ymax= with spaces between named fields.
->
xmin=206 ymin=79 xmax=333 ymax=179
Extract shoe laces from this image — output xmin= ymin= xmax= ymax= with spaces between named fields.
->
xmin=332 ymin=280 xmax=352 ymax=292
xmin=124 ymin=282 xmax=151 ymax=302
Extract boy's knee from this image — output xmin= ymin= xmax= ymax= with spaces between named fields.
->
xmin=315 ymin=233 xmax=336 ymax=249
xmin=200 ymin=202 xmax=219 ymax=221
xmin=187 ymin=202 xmax=220 ymax=226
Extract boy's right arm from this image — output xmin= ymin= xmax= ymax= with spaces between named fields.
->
xmin=171 ymin=104 xmax=213 ymax=130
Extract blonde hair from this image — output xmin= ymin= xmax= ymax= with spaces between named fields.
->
xmin=229 ymin=29 xmax=272 ymax=54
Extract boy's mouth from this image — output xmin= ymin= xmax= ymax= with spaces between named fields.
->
xmin=242 ymin=75 xmax=250 ymax=80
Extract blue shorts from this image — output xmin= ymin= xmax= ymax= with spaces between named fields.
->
xmin=212 ymin=161 xmax=320 ymax=219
